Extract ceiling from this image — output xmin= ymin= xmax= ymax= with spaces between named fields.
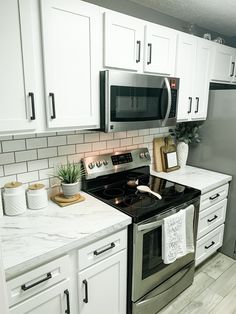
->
xmin=131 ymin=0 xmax=236 ymax=37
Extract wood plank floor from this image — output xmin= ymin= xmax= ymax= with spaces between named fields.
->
xmin=159 ymin=253 xmax=236 ymax=314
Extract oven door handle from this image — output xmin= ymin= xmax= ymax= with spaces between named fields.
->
xmin=161 ymin=77 xmax=172 ymax=127
xmin=138 ymin=220 xmax=163 ymax=232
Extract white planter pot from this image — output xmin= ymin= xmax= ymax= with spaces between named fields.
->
xmin=177 ymin=142 xmax=189 ymax=168
xmin=61 ymin=181 xmax=81 ymax=198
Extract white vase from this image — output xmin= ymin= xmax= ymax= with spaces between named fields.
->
xmin=61 ymin=181 xmax=81 ymax=198
xmin=177 ymin=142 xmax=189 ymax=167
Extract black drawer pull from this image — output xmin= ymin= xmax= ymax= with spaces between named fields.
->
xmin=94 ymin=242 xmax=115 ymax=256
xmin=205 ymin=241 xmax=215 ymax=249
xmin=29 ymin=92 xmax=36 ymax=120
xmin=187 ymin=97 xmax=192 ymax=113
xmin=83 ymin=279 xmax=88 ymax=303
xmin=136 ymin=40 xmax=141 ymax=63
xmin=231 ymin=62 xmax=235 ymax=77
xmin=195 ymin=97 xmax=199 ymax=113
xmin=209 ymin=193 xmax=220 ymax=200
xmin=21 ymin=272 xmax=52 ymax=291
xmin=207 ymin=215 xmax=218 ymax=223
xmin=49 ymin=92 xmax=56 ymax=119
xmin=64 ymin=289 xmax=70 ymax=314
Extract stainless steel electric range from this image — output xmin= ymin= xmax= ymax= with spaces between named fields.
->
xmin=82 ymin=148 xmax=200 ymax=314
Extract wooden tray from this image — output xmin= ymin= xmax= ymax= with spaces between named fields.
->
xmin=51 ymin=193 xmax=85 ymax=207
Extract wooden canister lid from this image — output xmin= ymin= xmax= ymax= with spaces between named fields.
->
xmin=28 ymin=183 xmax=45 ymax=190
xmin=4 ymin=182 xmax=22 ymax=188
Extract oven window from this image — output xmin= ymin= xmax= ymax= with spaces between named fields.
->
xmin=142 ymin=227 xmax=166 ymax=280
xmin=110 ymin=86 xmax=167 ymax=121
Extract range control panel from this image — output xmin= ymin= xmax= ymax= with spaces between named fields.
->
xmin=82 ymin=148 xmax=151 ymax=179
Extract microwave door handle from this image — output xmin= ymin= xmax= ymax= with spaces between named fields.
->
xmin=138 ymin=220 xmax=163 ymax=232
xmin=161 ymin=77 xmax=171 ymax=127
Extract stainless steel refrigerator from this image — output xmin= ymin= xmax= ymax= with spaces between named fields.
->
xmin=188 ymin=84 xmax=236 ymax=259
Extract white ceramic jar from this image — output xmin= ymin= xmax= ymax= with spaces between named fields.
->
xmin=27 ymin=183 xmax=48 ymax=210
xmin=3 ymin=182 xmax=27 ymax=216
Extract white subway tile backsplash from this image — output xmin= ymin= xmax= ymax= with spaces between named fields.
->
xmin=58 ymin=145 xmax=76 ymax=156
xmin=48 ymin=136 xmax=66 ymax=147
xmin=28 ymin=159 xmax=48 ymax=171
xmin=76 ymin=143 xmax=92 ymax=153
xmin=0 ymin=166 xmax=3 ymax=177
xmin=107 ymin=139 xmax=120 ymax=149
xmin=0 ymin=135 xmax=13 ymax=141
xmin=0 ymin=152 xmax=15 ymax=165
xmin=15 ymin=150 xmax=37 ymax=162
xmin=14 ymin=134 xmax=36 ymax=139
xmin=67 ymin=153 xmax=84 ymax=163
xmin=99 ymin=133 xmax=113 ymax=141
xmin=92 ymin=141 xmax=106 ymax=151
xmin=139 ymin=129 xmax=150 ymax=136
xmin=144 ymin=135 xmax=154 ymax=143
xmin=0 ymin=145 xmax=2 ymax=154
xmin=99 ymin=149 xmax=113 ymax=155
xmin=26 ymin=138 xmax=47 ymax=149
xmin=67 ymin=134 xmax=84 ymax=145
xmin=36 ymin=132 xmax=57 ymax=137
xmin=133 ymin=136 xmax=144 ymax=145
xmin=114 ymin=132 xmax=127 ymax=139
xmin=38 ymin=147 xmax=57 ymax=159
xmin=149 ymin=128 xmax=160 ymax=135
xmin=84 ymin=133 xmax=99 ymax=142
xmin=2 ymin=139 xmax=26 ymax=152
xmin=17 ymin=171 xmax=39 ymax=184
xmin=39 ymin=168 xmax=54 ymax=180
xmin=49 ymin=156 xmax=68 ymax=168
xmin=4 ymin=162 xmax=27 ymax=175
xmin=84 ymin=151 xmax=100 ymax=157
xmin=127 ymin=130 xmax=139 ymax=137
xmin=0 ymin=175 xmax=17 ymax=188
xmin=120 ymin=138 xmax=132 ymax=147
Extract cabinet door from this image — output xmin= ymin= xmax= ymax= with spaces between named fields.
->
xmin=0 ymin=0 xmax=37 ymax=133
xmin=175 ymin=33 xmax=196 ymax=122
xmin=211 ymin=44 xmax=236 ymax=82
xmin=10 ymin=281 xmax=71 ymax=314
xmin=104 ymin=12 xmax=144 ymax=71
xmin=144 ymin=24 xmax=176 ymax=76
xmin=192 ymin=38 xmax=213 ymax=121
xmin=78 ymin=250 xmax=127 ymax=314
xmin=41 ymin=0 xmax=101 ymax=129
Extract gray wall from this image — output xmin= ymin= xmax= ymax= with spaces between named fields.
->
xmin=84 ymin=0 xmax=232 ymax=45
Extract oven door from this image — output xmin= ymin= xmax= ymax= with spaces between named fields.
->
xmin=132 ymin=198 xmax=199 ymax=302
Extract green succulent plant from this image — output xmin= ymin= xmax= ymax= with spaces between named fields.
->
xmin=170 ymin=122 xmax=201 ymax=145
xmin=57 ymin=162 xmax=85 ymax=184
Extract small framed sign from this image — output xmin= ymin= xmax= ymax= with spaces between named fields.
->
xmin=161 ymin=137 xmax=180 ymax=172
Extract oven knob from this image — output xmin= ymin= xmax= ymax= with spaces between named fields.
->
xmin=103 ymin=160 xmax=109 ymax=166
xmin=96 ymin=161 xmax=102 ymax=168
xmin=145 ymin=152 xmax=150 ymax=159
xmin=139 ymin=153 xmax=145 ymax=159
xmin=88 ymin=162 xmax=95 ymax=169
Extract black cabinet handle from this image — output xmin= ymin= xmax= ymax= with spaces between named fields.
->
xmin=207 ymin=215 xmax=218 ymax=223
xmin=205 ymin=241 xmax=215 ymax=249
xmin=209 ymin=193 xmax=220 ymax=200
xmin=64 ymin=289 xmax=70 ymax=314
xmin=187 ymin=97 xmax=192 ymax=113
xmin=94 ymin=242 xmax=115 ymax=256
xmin=147 ymin=43 xmax=152 ymax=65
xmin=21 ymin=272 xmax=52 ymax=291
xmin=136 ymin=40 xmax=141 ymax=63
xmin=231 ymin=62 xmax=235 ymax=77
xmin=195 ymin=97 xmax=199 ymax=113
xmin=29 ymin=92 xmax=36 ymax=120
xmin=49 ymin=93 xmax=56 ymax=119
xmin=83 ymin=279 xmax=88 ymax=303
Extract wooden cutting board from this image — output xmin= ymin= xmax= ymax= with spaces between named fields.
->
xmin=153 ymin=137 xmax=174 ymax=172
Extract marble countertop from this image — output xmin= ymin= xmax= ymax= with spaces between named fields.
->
xmin=151 ymin=165 xmax=232 ymax=194
xmin=0 ymin=192 xmax=131 ymax=280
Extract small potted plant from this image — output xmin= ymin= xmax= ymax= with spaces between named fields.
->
xmin=57 ymin=162 xmax=84 ymax=198
xmin=170 ymin=122 xmax=201 ymax=167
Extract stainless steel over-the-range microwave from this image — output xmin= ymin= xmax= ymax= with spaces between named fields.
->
xmin=100 ymin=70 xmax=179 ymax=133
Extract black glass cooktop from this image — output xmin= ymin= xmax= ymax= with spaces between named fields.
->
xmin=82 ymin=166 xmax=200 ymax=223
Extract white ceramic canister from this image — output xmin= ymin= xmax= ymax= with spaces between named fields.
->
xmin=27 ymin=183 xmax=48 ymax=210
xmin=3 ymin=182 xmax=27 ymax=216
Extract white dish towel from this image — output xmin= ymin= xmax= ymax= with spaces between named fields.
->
xmin=162 ymin=205 xmax=195 ymax=264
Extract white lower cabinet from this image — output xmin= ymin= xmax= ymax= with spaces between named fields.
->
xmin=10 ymin=280 xmax=71 ymax=314
xmin=78 ymin=250 xmax=127 ymax=314
xmin=196 ymin=184 xmax=229 ymax=266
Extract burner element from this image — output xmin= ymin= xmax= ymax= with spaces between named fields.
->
xmin=103 ymin=188 xmax=124 ymax=198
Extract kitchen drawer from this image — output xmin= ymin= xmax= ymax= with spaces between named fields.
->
xmin=195 ymin=224 xmax=224 ymax=266
xmin=200 ymin=184 xmax=229 ymax=211
xmin=78 ymin=228 xmax=127 ymax=271
xmin=197 ymin=199 xmax=227 ymax=239
xmin=7 ymin=255 xmax=69 ymax=307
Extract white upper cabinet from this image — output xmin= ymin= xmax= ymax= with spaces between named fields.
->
xmin=176 ymin=33 xmax=213 ymax=122
xmin=40 ymin=0 xmax=101 ymax=129
xmin=104 ymin=11 xmax=176 ymax=76
xmin=144 ymin=24 xmax=176 ymax=76
xmin=104 ymin=12 xmax=144 ymax=71
xmin=211 ymin=44 xmax=236 ymax=83
xmin=0 ymin=0 xmax=37 ymax=133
